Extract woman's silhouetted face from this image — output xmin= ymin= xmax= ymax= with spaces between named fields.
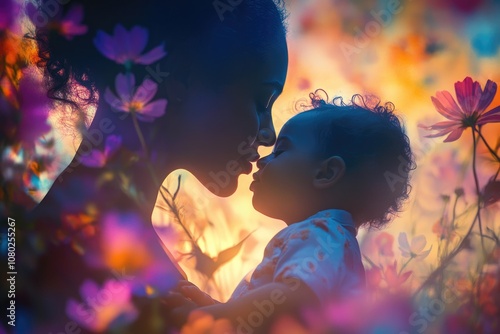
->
xmin=175 ymin=40 xmax=288 ymax=197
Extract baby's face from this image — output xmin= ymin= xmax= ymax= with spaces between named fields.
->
xmin=250 ymin=112 xmax=322 ymax=223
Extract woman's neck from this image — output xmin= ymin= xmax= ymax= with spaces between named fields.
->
xmin=44 ymin=103 xmax=178 ymax=217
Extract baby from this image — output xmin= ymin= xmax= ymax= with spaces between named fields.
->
xmin=165 ymin=93 xmax=414 ymax=332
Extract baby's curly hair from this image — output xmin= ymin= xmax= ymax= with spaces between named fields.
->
xmin=303 ymin=90 xmax=416 ymax=229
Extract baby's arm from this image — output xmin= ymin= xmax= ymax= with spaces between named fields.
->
xmin=167 ymin=279 xmax=318 ymax=330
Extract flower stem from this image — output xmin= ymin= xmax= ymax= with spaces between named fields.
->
xmin=471 ymin=128 xmax=486 ymax=256
xmin=130 ymin=110 xmax=161 ymax=187
xmin=398 ymin=257 xmax=413 ymax=276
xmin=476 ymin=127 xmax=500 ymax=162
xmin=413 ymin=214 xmax=478 ymax=298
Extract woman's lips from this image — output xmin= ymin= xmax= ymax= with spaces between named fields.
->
xmin=250 ymin=172 xmax=260 ymax=191
xmin=237 ymin=153 xmax=259 ymax=175
xmin=240 ymin=160 xmax=253 ymax=174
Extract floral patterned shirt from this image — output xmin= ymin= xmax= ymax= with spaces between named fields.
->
xmin=229 ymin=209 xmax=365 ymax=305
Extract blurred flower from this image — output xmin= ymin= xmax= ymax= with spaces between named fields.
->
xmin=93 ymin=24 xmax=166 ymax=66
xmin=419 ymin=77 xmax=500 ymax=142
xmin=432 ymin=212 xmax=457 ymax=241
xmin=398 ymin=232 xmax=432 ymax=260
xmin=16 ymin=68 xmax=52 ymax=147
xmin=100 ymin=212 xmax=178 ymax=295
xmin=26 ymin=3 xmax=88 ymax=40
xmin=374 ymin=232 xmax=395 ymax=257
xmin=365 ymin=266 xmax=383 ymax=289
xmin=0 ymin=0 xmax=21 ymax=31
xmin=66 ymin=279 xmax=138 ymax=332
xmin=180 ymin=310 xmax=233 ymax=334
xmin=104 ymin=73 xmax=167 ymax=122
xmin=384 ymin=261 xmax=413 ymax=289
xmin=79 ymin=135 xmax=121 ymax=168
xmin=482 ymin=178 xmax=500 ymax=207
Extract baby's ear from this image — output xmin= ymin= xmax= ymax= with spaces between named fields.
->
xmin=313 ymin=156 xmax=346 ymax=189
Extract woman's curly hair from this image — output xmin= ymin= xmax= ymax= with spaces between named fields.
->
xmin=302 ymin=90 xmax=416 ymax=229
xmin=26 ymin=0 xmax=287 ymax=122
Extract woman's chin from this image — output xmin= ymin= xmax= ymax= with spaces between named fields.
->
xmin=198 ymin=173 xmax=239 ymax=198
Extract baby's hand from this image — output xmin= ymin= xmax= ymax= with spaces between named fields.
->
xmin=174 ymin=280 xmax=219 ymax=306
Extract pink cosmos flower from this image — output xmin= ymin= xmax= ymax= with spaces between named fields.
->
xmin=398 ymin=232 xmax=432 ymax=261
xmin=26 ymin=3 xmax=88 ymax=40
xmin=104 ymin=73 xmax=167 ymax=122
xmin=93 ymin=25 xmax=167 ymax=65
xmin=66 ymin=279 xmax=138 ymax=332
xmin=419 ymin=77 xmax=500 ymax=142
xmin=79 ymin=135 xmax=121 ymax=168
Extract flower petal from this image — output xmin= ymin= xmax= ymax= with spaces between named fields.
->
xmin=415 ymin=246 xmax=432 ymax=261
xmin=431 ymin=93 xmax=463 ymax=121
xmin=79 ymin=150 xmax=106 ymax=168
xmin=135 ymin=43 xmax=167 ymax=65
xmin=63 ymin=4 xmax=84 ymax=25
xmin=423 ymin=120 xmax=460 ymax=130
xmin=104 ymin=87 xmax=126 ymax=111
xmin=477 ymin=106 xmax=500 ymax=125
xmin=476 ymin=80 xmax=497 ymax=114
xmin=129 ymin=26 xmax=149 ymax=57
xmin=113 ymin=24 xmax=130 ymax=63
xmin=115 ymin=73 xmax=135 ymax=102
xmin=443 ymin=127 xmax=465 ymax=142
xmin=104 ymin=135 xmax=122 ymax=158
xmin=410 ymin=235 xmax=427 ymax=254
xmin=133 ymin=79 xmax=158 ymax=104
xmin=398 ymin=232 xmax=411 ymax=257
xmin=93 ymin=30 xmax=117 ymax=61
xmin=137 ymin=99 xmax=167 ymax=121
xmin=455 ymin=77 xmax=480 ymax=116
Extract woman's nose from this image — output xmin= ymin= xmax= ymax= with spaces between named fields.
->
xmin=255 ymin=112 xmax=276 ymax=147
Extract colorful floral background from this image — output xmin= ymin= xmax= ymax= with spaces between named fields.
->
xmin=2 ymin=0 xmax=500 ymax=333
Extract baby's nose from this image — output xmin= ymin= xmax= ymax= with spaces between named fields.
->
xmin=256 ymin=154 xmax=271 ymax=169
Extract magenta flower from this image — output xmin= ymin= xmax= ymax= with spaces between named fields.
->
xmin=26 ymin=3 xmax=88 ymax=40
xmin=66 ymin=279 xmax=138 ymax=332
xmin=419 ymin=77 xmax=500 ymax=142
xmin=93 ymin=25 xmax=167 ymax=65
xmin=104 ymin=73 xmax=167 ymax=122
xmin=79 ymin=135 xmax=121 ymax=168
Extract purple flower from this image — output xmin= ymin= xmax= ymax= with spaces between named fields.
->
xmin=0 ymin=0 xmax=21 ymax=31
xmin=26 ymin=3 xmax=88 ymax=40
xmin=79 ymin=135 xmax=121 ymax=168
xmin=93 ymin=25 xmax=167 ymax=65
xmin=66 ymin=279 xmax=138 ymax=332
xmin=104 ymin=73 xmax=167 ymax=122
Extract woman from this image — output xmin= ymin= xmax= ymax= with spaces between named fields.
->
xmin=25 ymin=0 xmax=288 ymax=332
